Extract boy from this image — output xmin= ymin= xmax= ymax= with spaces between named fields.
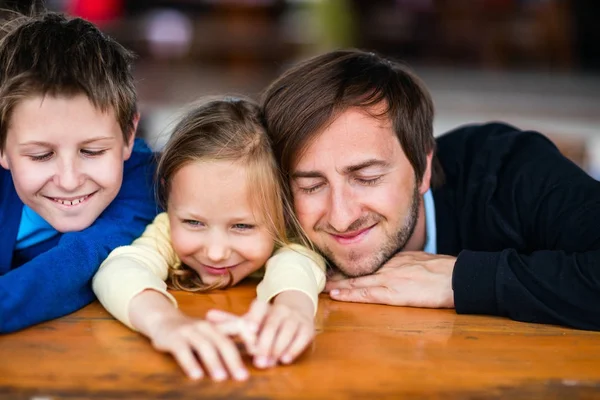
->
xmin=0 ymin=12 xmax=157 ymax=332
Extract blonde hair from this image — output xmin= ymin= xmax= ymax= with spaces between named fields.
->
xmin=157 ymin=97 xmax=307 ymax=292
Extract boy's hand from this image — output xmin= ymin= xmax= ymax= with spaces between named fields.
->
xmin=146 ymin=311 xmax=249 ymax=382
xmin=207 ymin=293 xmax=315 ymax=369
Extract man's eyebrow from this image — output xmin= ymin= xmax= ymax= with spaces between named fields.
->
xmin=291 ymin=170 xmax=325 ymax=180
xmin=342 ymin=159 xmax=390 ymax=174
xmin=292 ymin=159 xmax=390 ymax=180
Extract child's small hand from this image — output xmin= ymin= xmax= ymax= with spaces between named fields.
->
xmin=253 ymin=299 xmax=315 ymax=369
xmin=206 ymin=299 xmax=268 ymax=355
xmin=147 ymin=311 xmax=249 ymax=381
xmin=208 ymin=294 xmax=316 ymax=369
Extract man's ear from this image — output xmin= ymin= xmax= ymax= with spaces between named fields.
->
xmin=123 ymin=113 xmax=140 ymax=161
xmin=418 ymin=151 xmax=433 ymax=195
xmin=0 ymin=151 xmax=9 ymax=171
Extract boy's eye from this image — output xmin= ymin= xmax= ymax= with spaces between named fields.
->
xmin=29 ymin=152 xmax=53 ymax=162
xmin=233 ymin=223 xmax=254 ymax=231
xmin=81 ymin=149 xmax=107 ymax=157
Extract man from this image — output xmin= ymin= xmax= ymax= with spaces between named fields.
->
xmin=261 ymin=49 xmax=600 ymax=331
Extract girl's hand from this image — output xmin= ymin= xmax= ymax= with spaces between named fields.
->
xmin=146 ymin=311 xmax=249 ymax=381
xmin=207 ymin=292 xmax=315 ymax=369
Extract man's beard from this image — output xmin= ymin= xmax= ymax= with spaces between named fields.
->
xmin=320 ymin=185 xmax=421 ymax=278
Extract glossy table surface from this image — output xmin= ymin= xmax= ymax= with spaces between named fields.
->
xmin=1 ymin=280 xmax=599 ymax=399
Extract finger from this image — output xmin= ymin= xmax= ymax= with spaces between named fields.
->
xmin=213 ymin=318 xmax=244 ymax=336
xmin=270 ymin=319 xmax=300 ymax=363
xmin=170 ymin=346 xmax=204 ymax=380
xmin=281 ymin=324 xmax=314 ymax=365
xmin=254 ymin=311 xmax=284 ymax=369
xmin=189 ymin=331 xmax=229 ymax=381
xmin=325 ymin=274 xmax=382 ymax=292
xmin=206 ymin=309 xmax=239 ymax=323
xmin=329 ymin=286 xmax=391 ymax=304
xmin=243 ymin=299 xmax=269 ymax=332
xmin=200 ymin=325 xmax=249 ymax=381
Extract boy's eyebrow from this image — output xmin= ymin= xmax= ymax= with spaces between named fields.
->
xmin=292 ymin=159 xmax=390 ymax=179
xmin=19 ymin=137 xmax=116 ymax=147
xmin=80 ymin=136 xmax=117 ymax=145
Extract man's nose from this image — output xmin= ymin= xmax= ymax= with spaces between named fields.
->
xmin=326 ymin=184 xmax=362 ymax=233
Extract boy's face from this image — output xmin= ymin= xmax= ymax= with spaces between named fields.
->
xmin=0 ymin=94 xmax=136 ymax=232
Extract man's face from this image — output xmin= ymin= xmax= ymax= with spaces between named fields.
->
xmin=290 ymin=106 xmax=431 ymax=277
xmin=0 ymin=94 xmax=135 ymax=232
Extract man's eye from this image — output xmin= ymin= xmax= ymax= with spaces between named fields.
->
xmin=299 ymin=184 xmax=323 ymax=194
xmin=356 ymin=176 xmax=382 ymax=186
xmin=29 ymin=153 xmax=53 ymax=162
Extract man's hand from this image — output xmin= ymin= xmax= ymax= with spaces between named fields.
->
xmin=325 ymin=251 xmax=456 ymax=308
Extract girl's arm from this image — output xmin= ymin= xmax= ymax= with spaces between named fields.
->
xmin=93 ymin=212 xmax=248 ymax=381
xmin=92 ymin=212 xmax=178 ymax=329
xmin=256 ymin=243 xmax=327 ymax=314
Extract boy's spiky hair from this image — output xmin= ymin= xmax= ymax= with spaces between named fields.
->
xmin=0 ymin=11 xmax=138 ymax=151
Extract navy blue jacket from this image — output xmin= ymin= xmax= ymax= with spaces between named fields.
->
xmin=434 ymin=123 xmax=600 ymax=330
xmin=0 ymin=139 xmax=158 ymax=332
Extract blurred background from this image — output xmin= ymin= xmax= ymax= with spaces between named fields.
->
xmin=3 ymin=0 xmax=600 ymax=177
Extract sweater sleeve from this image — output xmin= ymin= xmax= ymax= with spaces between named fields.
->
xmin=92 ymin=212 xmax=179 ymax=330
xmin=452 ymin=128 xmax=600 ymax=331
xmin=0 ymin=144 xmax=157 ymax=333
xmin=256 ymin=244 xmax=327 ymax=315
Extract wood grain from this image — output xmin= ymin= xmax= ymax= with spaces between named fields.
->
xmin=1 ymin=279 xmax=599 ymax=399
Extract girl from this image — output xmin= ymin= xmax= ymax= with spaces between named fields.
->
xmin=92 ymin=98 xmax=326 ymax=381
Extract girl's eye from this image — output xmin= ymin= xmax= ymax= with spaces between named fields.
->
xmin=233 ymin=223 xmax=254 ymax=231
xmin=81 ymin=149 xmax=107 ymax=157
xmin=183 ymin=219 xmax=204 ymax=227
xmin=356 ymin=176 xmax=382 ymax=186
xmin=29 ymin=152 xmax=53 ymax=162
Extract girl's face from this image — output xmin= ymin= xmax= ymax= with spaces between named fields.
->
xmin=167 ymin=159 xmax=275 ymax=287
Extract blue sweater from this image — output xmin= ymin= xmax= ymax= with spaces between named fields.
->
xmin=0 ymin=139 xmax=158 ymax=332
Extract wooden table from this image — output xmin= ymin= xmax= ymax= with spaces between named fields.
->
xmin=1 ymin=280 xmax=599 ymax=399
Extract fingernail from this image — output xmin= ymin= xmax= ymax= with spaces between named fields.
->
xmin=268 ymin=358 xmax=277 ymax=367
xmin=255 ymin=356 xmax=268 ymax=369
xmin=190 ymin=370 xmax=202 ymax=380
xmin=281 ymin=355 xmax=292 ymax=364
xmin=330 ymin=289 xmax=339 ymax=296
xmin=235 ymin=369 xmax=249 ymax=381
xmin=214 ymin=370 xmax=227 ymax=381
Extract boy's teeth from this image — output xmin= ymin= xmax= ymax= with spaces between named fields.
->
xmin=55 ymin=195 xmax=88 ymax=205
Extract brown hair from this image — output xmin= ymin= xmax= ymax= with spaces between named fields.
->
xmin=157 ymin=97 xmax=305 ymax=292
xmin=0 ymin=11 xmax=138 ymax=152
xmin=261 ymin=49 xmax=444 ymax=191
